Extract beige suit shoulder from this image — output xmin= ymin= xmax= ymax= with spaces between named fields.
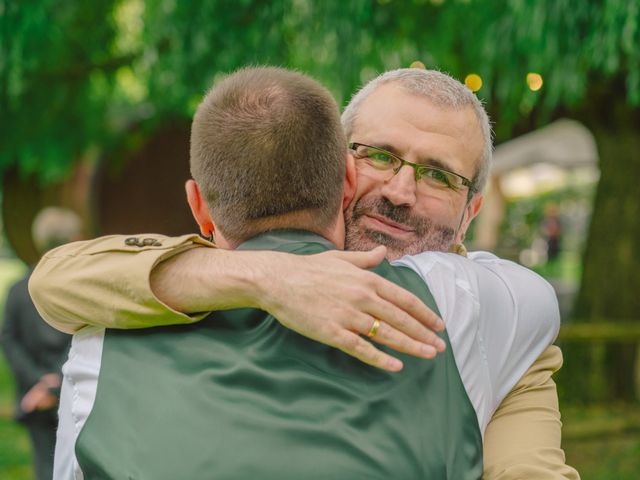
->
xmin=42 ymin=233 xmax=212 ymax=258
xmin=30 ymin=234 xmax=213 ymax=333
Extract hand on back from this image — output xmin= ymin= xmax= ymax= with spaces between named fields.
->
xmin=259 ymin=246 xmax=446 ymax=372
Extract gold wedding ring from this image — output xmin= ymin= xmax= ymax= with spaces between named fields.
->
xmin=366 ymin=319 xmax=381 ymax=339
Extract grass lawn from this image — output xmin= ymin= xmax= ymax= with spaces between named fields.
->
xmin=565 ymin=433 xmax=640 ymax=480
xmin=0 ymin=419 xmax=31 ymax=480
xmin=563 ymin=404 xmax=640 ymax=479
xmin=0 ymin=353 xmax=32 ymax=480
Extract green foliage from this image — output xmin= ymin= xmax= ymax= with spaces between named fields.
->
xmin=1 ymin=0 xmax=121 ymax=182
xmin=2 ymin=0 xmax=640 ymax=181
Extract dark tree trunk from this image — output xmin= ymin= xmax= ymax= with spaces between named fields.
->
xmin=567 ymin=98 xmax=640 ymax=401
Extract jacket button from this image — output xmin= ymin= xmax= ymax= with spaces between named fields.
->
xmin=143 ymin=238 xmax=162 ymax=247
xmin=125 ymin=237 xmax=140 ymax=246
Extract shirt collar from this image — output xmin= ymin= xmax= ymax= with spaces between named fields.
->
xmin=236 ymin=229 xmax=337 ymax=251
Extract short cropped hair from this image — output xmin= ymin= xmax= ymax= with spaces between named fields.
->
xmin=190 ymin=67 xmax=347 ymax=243
xmin=342 ymin=68 xmax=493 ymax=192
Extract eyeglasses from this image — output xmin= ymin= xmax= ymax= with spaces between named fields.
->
xmin=349 ymin=142 xmax=476 ymax=196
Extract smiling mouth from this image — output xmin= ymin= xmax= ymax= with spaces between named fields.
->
xmin=363 ymin=214 xmax=415 ymax=235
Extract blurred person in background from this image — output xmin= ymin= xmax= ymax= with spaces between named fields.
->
xmin=0 ymin=207 xmax=82 ymax=480
xmin=542 ymin=202 xmax=563 ymax=263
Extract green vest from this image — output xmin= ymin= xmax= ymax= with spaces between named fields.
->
xmin=76 ymin=231 xmax=482 ymax=479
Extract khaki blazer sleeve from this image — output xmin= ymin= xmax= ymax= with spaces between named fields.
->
xmin=483 ymin=345 xmax=580 ymax=479
xmin=29 ymin=234 xmax=213 ymax=334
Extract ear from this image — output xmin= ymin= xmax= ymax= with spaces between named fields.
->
xmin=456 ymin=193 xmax=484 ymax=242
xmin=185 ymin=179 xmax=215 ymax=238
xmin=342 ymin=152 xmax=357 ymax=210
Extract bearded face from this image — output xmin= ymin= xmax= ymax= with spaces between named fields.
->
xmin=344 ymin=196 xmax=455 ymax=260
xmin=343 ymin=84 xmax=485 ymax=259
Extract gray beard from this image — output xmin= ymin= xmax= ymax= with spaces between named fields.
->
xmin=344 ymin=197 xmax=455 ymax=260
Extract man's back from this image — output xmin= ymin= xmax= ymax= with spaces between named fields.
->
xmin=61 ymin=231 xmax=483 ymax=480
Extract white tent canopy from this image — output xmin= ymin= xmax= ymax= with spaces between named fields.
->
xmin=492 ymin=119 xmax=599 ymax=175
xmin=472 ymin=119 xmax=599 ymax=250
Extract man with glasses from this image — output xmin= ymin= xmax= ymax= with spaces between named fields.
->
xmin=350 ymin=143 xmax=477 ymax=193
xmin=30 ymin=68 xmax=577 ymax=478
xmin=346 ymin=142 xmax=477 ymax=254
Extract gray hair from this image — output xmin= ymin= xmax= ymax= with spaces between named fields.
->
xmin=32 ymin=207 xmax=83 ymax=254
xmin=341 ymin=68 xmax=493 ymax=192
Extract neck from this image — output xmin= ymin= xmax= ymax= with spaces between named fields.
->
xmin=217 ymin=210 xmax=346 ymax=251
xmin=321 ymin=215 xmax=345 ymax=250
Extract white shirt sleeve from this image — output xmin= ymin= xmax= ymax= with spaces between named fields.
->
xmin=392 ymin=251 xmax=560 ymax=435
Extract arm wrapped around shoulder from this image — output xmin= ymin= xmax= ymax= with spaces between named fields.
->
xmin=29 ymin=234 xmax=211 ymax=333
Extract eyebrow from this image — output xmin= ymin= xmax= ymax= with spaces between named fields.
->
xmin=371 ymin=142 xmax=456 ymax=173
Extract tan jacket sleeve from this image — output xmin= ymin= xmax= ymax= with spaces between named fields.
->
xmin=29 ymin=234 xmax=213 ymax=334
xmin=483 ymin=345 xmax=580 ymax=479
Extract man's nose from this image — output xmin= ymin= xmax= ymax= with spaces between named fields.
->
xmin=380 ymin=166 xmax=418 ymax=207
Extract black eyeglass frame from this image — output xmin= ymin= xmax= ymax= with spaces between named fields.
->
xmin=349 ymin=142 xmax=477 ymax=199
